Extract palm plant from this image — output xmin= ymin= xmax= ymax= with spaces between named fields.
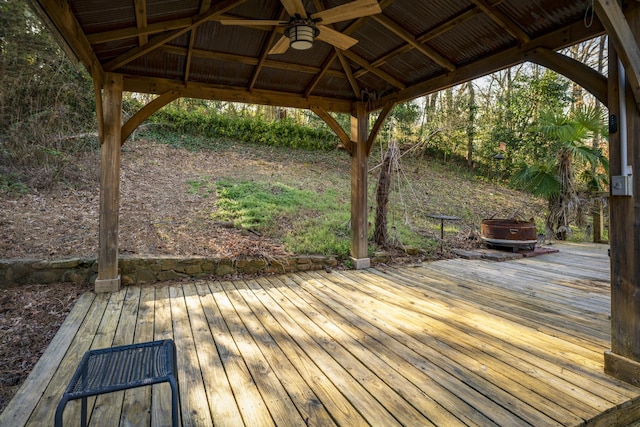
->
xmin=511 ymin=106 xmax=608 ymax=239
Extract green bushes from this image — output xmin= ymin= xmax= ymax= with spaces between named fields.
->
xmin=145 ymin=106 xmax=337 ymax=151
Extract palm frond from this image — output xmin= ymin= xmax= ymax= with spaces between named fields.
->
xmin=511 ymin=161 xmax=561 ymax=198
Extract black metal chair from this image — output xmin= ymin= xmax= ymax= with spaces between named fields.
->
xmin=55 ymin=339 xmax=179 ymax=427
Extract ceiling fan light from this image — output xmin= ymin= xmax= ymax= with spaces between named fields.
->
xmin=287 ymin=24 xmax=315 ymax=50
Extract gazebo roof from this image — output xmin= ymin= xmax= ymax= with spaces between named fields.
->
xmin=32 ymin=0 xmax=609 ymax=113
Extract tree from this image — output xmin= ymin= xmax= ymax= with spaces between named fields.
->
xmin=1 ymin=0 xmax=95 ymax=189
xmin=511 ymin=106 xmax=608 ymax=239
xmin=466 ymin=82 xmax=477 ymax=167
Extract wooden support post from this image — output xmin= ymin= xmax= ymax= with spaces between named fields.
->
xmin=95 ymin=73 xmax=123 ymax=292
xmin=592 ymin=193 xmax=607 ymax=244
xmin=350 ymin=103 xmax=370 ymax=269
xmin=605 ymin=31 xmax=640 ymax=386
xmin=593 ymin=200 xmax=604 ymax=243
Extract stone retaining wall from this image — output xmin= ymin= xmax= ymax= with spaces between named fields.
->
xmin=0 ymin=254 xmax=339 ymax=287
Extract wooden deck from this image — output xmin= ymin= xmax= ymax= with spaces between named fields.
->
xmin=2 ymin=242 xmax=640 ymax=426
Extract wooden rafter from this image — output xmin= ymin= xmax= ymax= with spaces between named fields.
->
xmin=185 ymin=30 xmax=196 ymax=85
xmin=470 ymin=0 xmax=530 ymax=43
xmin=184 ymin=0 xmax=214 ymax=85
xmin=527 ymin=48 xmax=608 ymax=106
xmin=310 ymin=106 xmax=352 ymax=154
xmin=103 ymin=0 xmax=246 ymax=72
xmin=134 ymin=0 xmax=148 ymax=46
xmin=29 ymin=0 xmax=103 ymax=81
xmin=159 ymin=45 xmax=346 ymax=79
xmin=249 ymin=8 xmax=288 ymax=91
xmin=595 ymin=0 xmax=640 ymax=110
xmin=371 ymin=16 xmax=605 ymax=111
xmin=361 ymin=1 xmax=508 ymax=78
xmin=342 ymin=50 xmax=405 ymax=90
xmin=337 ymin=51 xmax=360 ymax=99
xmin=307 ymin=0 xmax=394 ymax=92
xmin=122 ymin=74 xmax=353 ymax=113
xmin=368 ymin=7 xmax=481 ymax=72
xmin=372 ymin=14 xmax=455 ymax=71
xmin=86 ymin=18 xmax=194 ymax=44
xmin=305 ymin=51 xmax=338 ymax=98
xmin=305 ymin=0 xmax=340 ymax=98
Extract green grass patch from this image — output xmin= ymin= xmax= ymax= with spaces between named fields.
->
xmin=186 ymin=177 xmax=215 ymax=198
xmin=283 ymin=212 xmax=353 ymax=258
xmin=213 ymin=178 xmax=354 ymax=257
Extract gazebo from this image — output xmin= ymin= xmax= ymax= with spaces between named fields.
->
xmin=27 ymin=0 xmax=640 ymax=387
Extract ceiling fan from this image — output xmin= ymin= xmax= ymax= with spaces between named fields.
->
xmin=220 ymin=0 xmax=382 ymax=54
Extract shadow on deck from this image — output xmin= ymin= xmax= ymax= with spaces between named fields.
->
xmin=2 ymin=242 xmax=639 ymax=426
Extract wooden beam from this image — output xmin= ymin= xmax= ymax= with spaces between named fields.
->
xmin=605 ymin=18 xmax=640 ymax=386
xmin=372 ymin=14 xmax=456 ymax=71
xmin=103 ymin=0 xmax=246 ymax=72
xmin=96 ymin=73 xmax=123 ymax=293
xmin=595 ymin=0 xmax=640 ymax=110
xmin=185 ymin=0 xmax=215 ymax=85
xmin=371 ymin=15 xmax=606 ymax=110
xmin=249 ymin=8 xmax=287 ymax=91
xmin=134 ymin=0 xmax=148 ymax=46
xmin=341 ymin=50 xmax=406 ymax=90
xmin=526 ymin=48 xmax=608 ymax=106
xmin=350 ymin=103 xmax=370 ymax=267
xmin=306 ymin=0 xmax=340 ymax=98
xmin=122 ymin=74 xmax=354 ymax=113
xmin=365 ymin=7 xmax=480 ymax=73
xmin=86 ymin=17 xmax=194 ymax=44
xmin=366 ymin=101 xmax=396 ymax=155
xmin=337 ymin=50 xmax=361 ymax=98
xmin=159 ymin=45 xmax=346 ymax=79
xmin=184 ymin=30 xmax=196 ymax=85
xmin=470 ymin=0 xmax=530 ymax=43
xmin=28 ymin=0 xmax=103 ymax=81
xmin=310 ymin=106 xmax=352 ymax=154
xmin=305 ymin=51 xmax=338 ymax=98
xmin=121 ymin=91 xmax=180 ymax=144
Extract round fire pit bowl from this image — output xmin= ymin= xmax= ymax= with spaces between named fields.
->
xmin=481 ymin=218 xmax=537 ymax=252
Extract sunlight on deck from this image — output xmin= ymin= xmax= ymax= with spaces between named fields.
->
xmin=2 ymin=242 xmax=640 ymax=426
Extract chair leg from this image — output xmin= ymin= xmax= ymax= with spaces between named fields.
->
xmin=54 ymin=397 xmax=68 ymax=427
xmin=169 ymin=377 xmax=180 ymax=427
xmin=81 ymin=397 xmax=87 ymax=427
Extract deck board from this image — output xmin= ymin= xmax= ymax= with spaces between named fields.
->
xmin=2 ymin=242 xmax=640 ymax=426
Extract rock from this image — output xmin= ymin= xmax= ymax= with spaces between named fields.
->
xmin=50 ymin=258 xmax=82 ymax=269
xmin=216 ymin=264 xmax=235 ymax=276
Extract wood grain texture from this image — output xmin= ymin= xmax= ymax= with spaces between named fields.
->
xmin=8 ymin=243 xmax=640 ymax=427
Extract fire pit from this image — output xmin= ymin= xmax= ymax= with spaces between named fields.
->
xmin=481 ymin=218 xmax=537 ymax=252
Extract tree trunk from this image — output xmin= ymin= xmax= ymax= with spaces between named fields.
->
xmin=374 ymin=143 xmax=397 ymax=247
xmin=467 ymin=82 xmax=476 ymax=168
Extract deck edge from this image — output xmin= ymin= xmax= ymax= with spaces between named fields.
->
xmin=0 ymin=292 xmax=96 ymax=425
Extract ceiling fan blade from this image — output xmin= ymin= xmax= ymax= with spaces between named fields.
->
xmin=219 ymin=19 xmax=285 ymax=26
xmin=311 ymin=0 xmax=381 ymax=25
xmin=268 ymin=35 xmax=290 ymax=55
xmin=316 ymin=25 xmax=358 ymax=50
xmin=280 ymin=0 xmax=308 ymax=17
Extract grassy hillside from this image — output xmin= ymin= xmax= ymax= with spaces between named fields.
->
xmin=0 ymin=132 xmax=549 ymax=261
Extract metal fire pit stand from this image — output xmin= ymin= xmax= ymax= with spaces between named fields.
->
xmin=426 ymin=214 xmax=461 ymax=253
xmin=55 ymin=339 xmax=179 ymax=427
